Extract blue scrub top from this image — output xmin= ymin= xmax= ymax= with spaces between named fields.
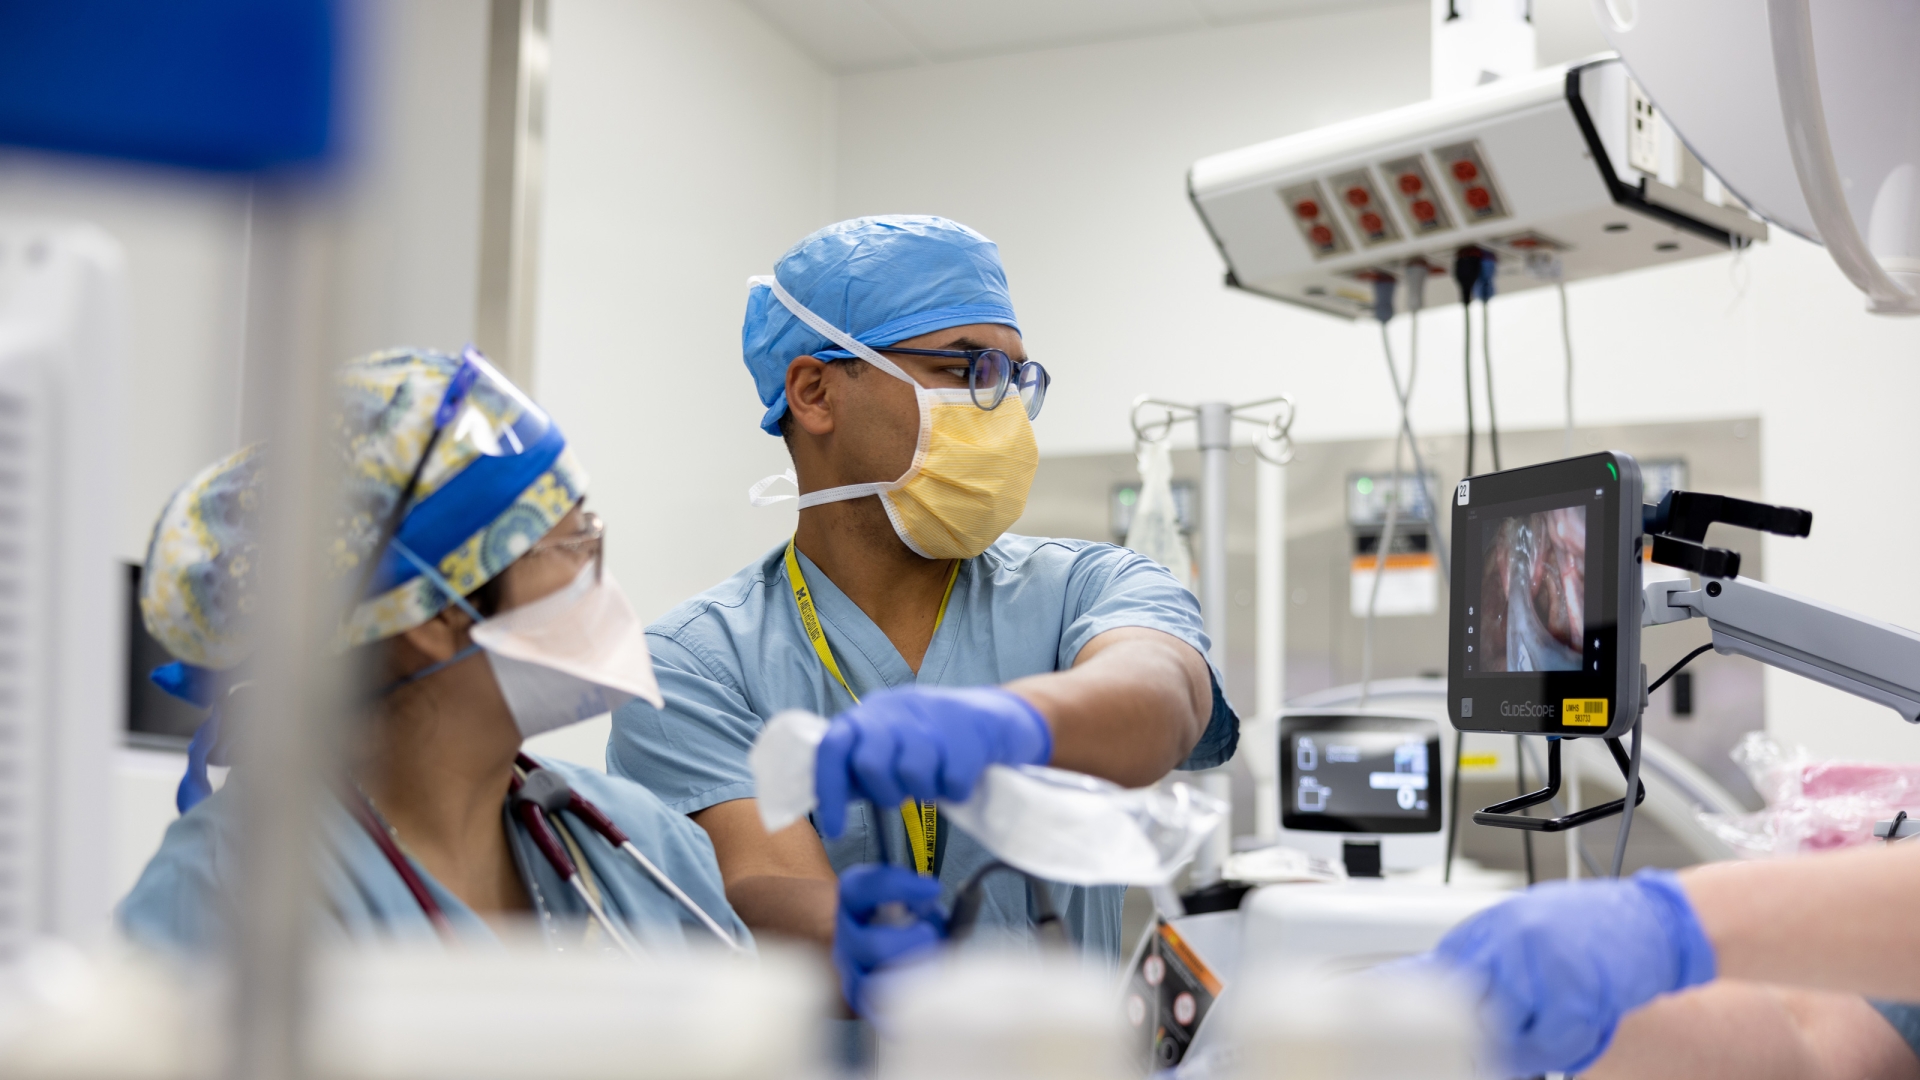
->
xmin=118 ymin=756 xmax=752 ymax=954
xmin=609 ymin=535 xmax=1239 ymax=960
xmin=1873 ymin=1001 xmax=1920 ymax=1062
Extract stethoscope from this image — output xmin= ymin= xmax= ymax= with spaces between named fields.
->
xmin=348 ymin=753 xmax=743 ymax=953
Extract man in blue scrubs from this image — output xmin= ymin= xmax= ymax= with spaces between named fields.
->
xmin=610 ymin=216 xmax=1236 ymax=986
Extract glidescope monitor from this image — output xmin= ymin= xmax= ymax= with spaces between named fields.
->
xmin=1448 ymin=452 xmax=1643 ymax=739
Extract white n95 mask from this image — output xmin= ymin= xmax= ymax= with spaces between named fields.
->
xmin=469 ymin=562 xmax=662 ymax=738
xmin=746 ymin=276 xmax=1039 ymax=560
xmin=750 ymin=709 xmax=1226 ymax=886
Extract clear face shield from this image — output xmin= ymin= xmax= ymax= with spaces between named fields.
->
xmin=356 ymin=346 xmax=566 ymax=606
xmin=434 ymin=346 xmax=553 ymax=461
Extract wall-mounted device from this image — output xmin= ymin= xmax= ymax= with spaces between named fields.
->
xmin=1187 ymin=57 xmax=1768 ymax=319
xmin=0 ymin=219 xmax=126 ymax=955
xmin=1277 ymin=711 xmax=1445 ymax=875
xmin=1347 ymin=471 xmax=1438 ymax=618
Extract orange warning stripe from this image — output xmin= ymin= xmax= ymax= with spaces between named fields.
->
xmin=1157 ymin=921 xmax=1223 ymax=996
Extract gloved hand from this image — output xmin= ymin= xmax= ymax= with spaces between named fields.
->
xmin=1397 ymin=869 xmax=1717 ymax=1077
xmin=833 ymin=864 xmax=947 ymax=1015
xmin=814 ymin=685 xmax=1051 ymax=838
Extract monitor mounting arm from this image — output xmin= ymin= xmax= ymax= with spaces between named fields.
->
xmin=1639 ymin=488 xmax=1920 ymax=724
xmin=1644 ymin=576 xmax=1920 ymax=724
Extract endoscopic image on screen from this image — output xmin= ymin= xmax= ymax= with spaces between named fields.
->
xmin=1479 ymin=506 xmax=1586 ymax=672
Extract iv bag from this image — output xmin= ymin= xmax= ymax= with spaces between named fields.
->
xmin=751 ymin=710 xmax=1225 ymax=887
xmin=1125 ymin=438 xmax=1194 ymax=591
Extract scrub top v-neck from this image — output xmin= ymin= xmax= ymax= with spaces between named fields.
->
xmin=610 ymin=534 xmax=1239 ymax=958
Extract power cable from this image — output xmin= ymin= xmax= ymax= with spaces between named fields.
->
xmin=1606 ymin=646 xmax=1710 ymax=878
xmin=1650 ymin=643 xmax=1713 ymax=694
xmin=1610 ymin=719 xmax=1643 ymax=879
xmin=1452 ymin=250 xmax=1485 ymax=477
xmin=1516 ymin=734 xmax=1535 ymax=884
xmin=1444 ymin=730 xmax=1464 ymax=884
xmin=1361 ymin=318 xmax=1414 ymax=707
xmin=1382 ymin=303 xmax=1450 ymax=579
xmin=1482 ymin=296 xmax=1502 ymax=471
xmin=1559 ymin=279 xmax=1575 ymax=456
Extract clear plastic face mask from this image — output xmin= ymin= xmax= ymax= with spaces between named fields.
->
xmin=440 ymin=346 xmax=553 ymax=459
xmin=750 ymin=710 xmax=1226 ymax=887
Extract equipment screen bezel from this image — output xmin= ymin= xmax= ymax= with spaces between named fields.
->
xmin=1278 ymin=712 xmax=1444 ymax=835
xmin=1447 ymin=452 xmax=1642 ymax=738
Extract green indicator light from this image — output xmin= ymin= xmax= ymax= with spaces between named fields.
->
xmin=1606 ymin=462 xmax=1618 ymax=480
xmin=1356 ymin=477 xmax=1375 ymax=495
xmin=1118 ymin=488 xmax=1138 ymax=506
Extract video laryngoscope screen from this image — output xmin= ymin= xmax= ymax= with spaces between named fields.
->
xmin=1449 ymin=453 xmax=1640 ymax=738
xmin=1478 ymin=505 xmax=1587 ymax=672
xmin=1279 ymin=714 xmax=1443 ymax=834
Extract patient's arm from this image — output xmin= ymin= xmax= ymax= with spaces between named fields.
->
xmin=1583 ymin=981 xmax=1920 ymax=1080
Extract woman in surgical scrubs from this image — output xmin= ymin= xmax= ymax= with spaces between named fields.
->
xmin=118 ymin=348 xmax=749 ymax=953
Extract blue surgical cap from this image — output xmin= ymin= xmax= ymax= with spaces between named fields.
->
xmin=744 ymin=215 xmax=1021 ymax=436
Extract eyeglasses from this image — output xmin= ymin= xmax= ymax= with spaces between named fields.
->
xmin=525 ymin=510 xmax=605 ymax=582
xmin=880 ymin=347 xmax=1051 ymax=419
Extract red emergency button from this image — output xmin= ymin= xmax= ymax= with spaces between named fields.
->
xmin=1411 ymin=199 xmax=1436 ymax=221
xmin=1346 ymin=186 xmax=1370 ymax=207
xmin=1452 ymin=160 xmax=1479 ymax=182
xmin=1309 ymin=224 xmax=1334 ymax=246
xmin=1398 ymin=174 xmax=1423 ymax=195
xmin=1295 ymin=199 xmax=1320 ymax=219
xmin=1465 ymin=186 xmax=1491 ymax=210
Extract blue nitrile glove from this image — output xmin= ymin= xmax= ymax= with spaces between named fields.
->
xmin=1397 ymin=869 xmax=1716 ymax=1076
xmin=833 ymin=864 xmax=947 ymax=1015
xmin=152 ymin=662 xmax=232 ymax=814
xmin=813 ymin=685 xmax=1052 ymax=838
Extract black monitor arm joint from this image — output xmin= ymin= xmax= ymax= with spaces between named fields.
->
xmin=1642 ymin=490 xmax=1813 ymax=579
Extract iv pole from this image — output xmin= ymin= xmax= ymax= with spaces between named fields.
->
xmin=1130 ymin=394 xmax=1297 ymax=881
xmin=1130 ymin=396 xmax=1297 ymax=673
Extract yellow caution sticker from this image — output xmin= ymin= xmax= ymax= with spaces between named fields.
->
xmin=1459 ymin=753 xmax=1501 ymax=771
xmin=1562 ymin=698 xmax=1610 ymax=727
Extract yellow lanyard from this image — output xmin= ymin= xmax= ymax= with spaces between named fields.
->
xmin=784 ymin=538 xmax=959 ymax=876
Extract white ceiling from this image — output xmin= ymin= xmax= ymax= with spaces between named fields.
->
xmin=738 ymin=0 xmax=1414 ymax=74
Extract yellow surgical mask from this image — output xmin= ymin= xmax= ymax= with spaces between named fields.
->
xmin=746 ymin=276 xmax=1038 ymax=559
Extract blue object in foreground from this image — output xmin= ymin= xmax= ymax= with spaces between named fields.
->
xmin=833 ymin=864 xmax=946 ymax=1016
xmin=812 ymin=685 xmax=1052 ymax=839
xmin=0 ymin=0 xmax=337 ymax=171
xmin=1394 ymin=869 xmax=1717 ymax=1075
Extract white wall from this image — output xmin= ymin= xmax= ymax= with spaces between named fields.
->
xmin=534 ymin=0 xmax=833 ymax=623
xmin=837 ymin=3 xmax=1430 ymax=459
xmin=328 ymin=0 xmax=491 ymax=362
xmin=831 ymin=3 xmax=1920 ymax=763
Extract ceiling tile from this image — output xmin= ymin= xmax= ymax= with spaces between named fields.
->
xmin=737 ymin=0 xmax=928 ymax=73
xmin=740 ymin=0 xmax=1426 ymax=74
xmin=871 ymin=0 xmax=1204 ymax=62
xmin=1194 ymin=0 xmax=1407 ymax=24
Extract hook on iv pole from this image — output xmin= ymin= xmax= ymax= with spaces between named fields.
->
xmin=1128 ymin=394 xmax=1298 ymax=464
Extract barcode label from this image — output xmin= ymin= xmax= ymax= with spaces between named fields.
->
xmin=1562 ymin=698 xmax=1609 ymax=728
